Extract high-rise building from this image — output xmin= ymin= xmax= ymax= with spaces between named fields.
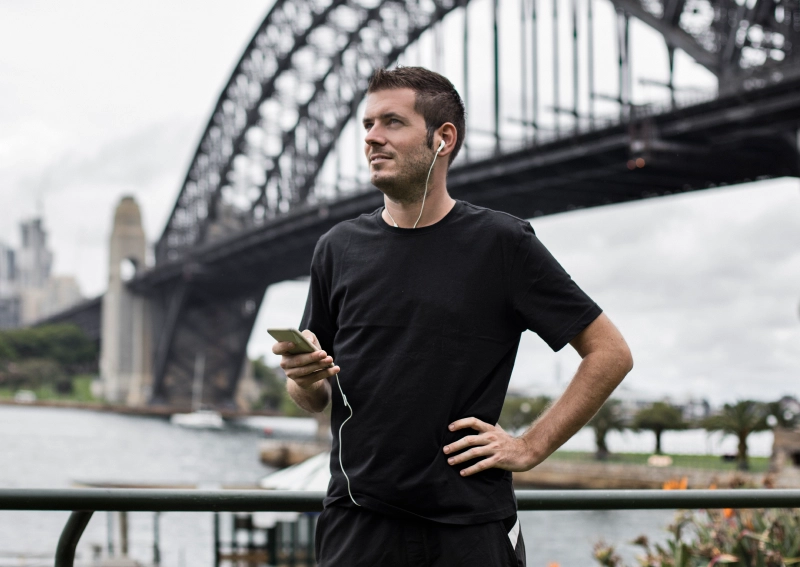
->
xmin=0 ymin=243 xmax=19 ymax=329
xmin=18 ymin=218 xmax=52 ymax=291
xmin=15 ymin=218 xmax=82 ymax=325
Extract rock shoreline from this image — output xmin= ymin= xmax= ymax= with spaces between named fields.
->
xmin=512 ymin=458 xmax=800 ymax=489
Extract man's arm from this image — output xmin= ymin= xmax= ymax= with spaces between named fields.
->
xmin=443 ymin=313 xmax=633 ymax=476
xmin=273 ymin=330 xmax=336 ymax=413
xmin=287 ymin=376 xmax=332 ymax=414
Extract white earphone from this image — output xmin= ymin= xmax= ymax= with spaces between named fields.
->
xmin=437 ymin=139 xmax=445 ymax=152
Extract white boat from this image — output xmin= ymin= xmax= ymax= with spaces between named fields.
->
xmin=170 ymin=409 xmax=224 ymax=429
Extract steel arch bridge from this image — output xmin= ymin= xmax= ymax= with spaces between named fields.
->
xmin=124 ymin=0 xmax=800 ymax=407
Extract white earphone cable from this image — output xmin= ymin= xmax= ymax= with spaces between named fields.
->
xmin=412 ymin=142 xmax=443 ymax=229
xmin=383 ymin=141 xmax=443 ymax=229
xmin=335 ymin=374 xmax=360 ymax=507
xmin=351 ymin=141 xmax=444 ymax=505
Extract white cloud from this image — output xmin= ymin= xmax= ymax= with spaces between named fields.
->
xmin=522 ymin=179 xmax=800 ymax=403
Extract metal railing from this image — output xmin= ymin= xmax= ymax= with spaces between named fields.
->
xmin=0 ymin=488 xmax=798 ymax=567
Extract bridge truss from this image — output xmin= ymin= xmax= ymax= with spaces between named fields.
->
xmin=139 ymin=0 xmax=800 ymax=406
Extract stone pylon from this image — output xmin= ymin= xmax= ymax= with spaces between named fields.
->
xmin=100 ymin=196 xmax=152 ymax=405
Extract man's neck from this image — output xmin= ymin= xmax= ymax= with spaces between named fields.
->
xmin=381 ymin=187 xmax=456 ymax=229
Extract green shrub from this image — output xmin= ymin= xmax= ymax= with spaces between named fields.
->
xmin=0 ymin=358 xmax=68 ymax=390
xmin=594 ymin=507 xmax=800 ymax=567
xmin=71 ymin=375 xmax=98 ymax=402
xmin=0 ymin=336 xmax=16 ymax=361
xmin=0 ymin=324 xmax=97 ymax=371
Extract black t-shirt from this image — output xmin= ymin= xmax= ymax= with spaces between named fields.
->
xmin=300 ymin=200 xmax=601 ymax=524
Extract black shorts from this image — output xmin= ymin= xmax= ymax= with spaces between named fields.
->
xmin=315 ymin=505 xmax=526 ymax=566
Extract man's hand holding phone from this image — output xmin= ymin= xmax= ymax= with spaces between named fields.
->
xmin=269 ymin=328 xmax=339 ymax=391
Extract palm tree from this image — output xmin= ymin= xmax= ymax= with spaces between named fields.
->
xmin=632 ymin=401 xmax=687 ymax=455
xmin=703 ymin=400 xmax=769 ymax=471
xmin=589 ymin=399 xmax=627 ymax=460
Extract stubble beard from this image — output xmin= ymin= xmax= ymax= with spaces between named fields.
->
xmin=370 ymin=142 xmax=435 ymax=205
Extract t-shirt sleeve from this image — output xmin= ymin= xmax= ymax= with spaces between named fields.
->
xmin=299 ymin=237 xmax=338 ymax=358
xmin=508 ymin=223 xmax=602 ymax=351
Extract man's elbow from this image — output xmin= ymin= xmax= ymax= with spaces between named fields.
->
xmin=617 ymin=343 xmax=634 ymax=377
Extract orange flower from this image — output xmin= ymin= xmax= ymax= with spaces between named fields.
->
xmin=723 ymin=508 xmax=735 ymax=519
xmin=662 ymin=477 xmax=689 ymax=490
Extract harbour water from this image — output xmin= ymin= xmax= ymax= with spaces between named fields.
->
xmin=0 ymin=405 xmax=771 ymax=566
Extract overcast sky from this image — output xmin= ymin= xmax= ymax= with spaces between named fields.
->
xmin=1 ymin=1 xmax=798 ymax=405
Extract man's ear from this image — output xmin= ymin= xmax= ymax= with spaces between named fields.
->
xmin=436 ymin=123 xmax=458 ymax=157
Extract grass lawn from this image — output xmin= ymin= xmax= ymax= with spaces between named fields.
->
xmin=549 ymin=450 xmax=771 ymax=472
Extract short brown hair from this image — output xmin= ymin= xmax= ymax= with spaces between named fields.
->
xmin=367 ymin=66 xmax=465 ymax=166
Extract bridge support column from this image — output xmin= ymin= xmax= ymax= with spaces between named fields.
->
xmin=100 ymin=197 xmax=153 ymax=405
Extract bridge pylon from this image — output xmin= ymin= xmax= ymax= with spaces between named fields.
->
xmin=100 ymin=196 xmax=153 ymax=405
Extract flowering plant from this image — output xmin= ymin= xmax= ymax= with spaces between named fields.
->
xmin=594 ymin=507 xmax=800 ymax=567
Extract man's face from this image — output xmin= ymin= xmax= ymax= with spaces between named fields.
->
xmin=362 ymin=88 xmax=435 ymax=204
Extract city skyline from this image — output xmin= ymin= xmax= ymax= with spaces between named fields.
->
xmin=0 ymin=216 xmax=83 ymax=328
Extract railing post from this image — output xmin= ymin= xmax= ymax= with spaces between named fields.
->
xmin=289 ymin=520 xmax=298 ymax=567
xmin=55 ymin=510 xmax=94 ymax=567
xmin=153 ymin=511 xmax=161 ymax=566
xmin=214 ymin=512 xmax=221 ymax=567
xmin=106 ymin=511 xmax=114 ymax=556
xmin=276 ymin=523 xmax=283 ymax=564
xmin=306 ymin=514 xmax=315 ymax=567
xmin=268 ymin=525 xmax=277 ymax=565
xmin=119 ymin=511 xmax=129 ymax=556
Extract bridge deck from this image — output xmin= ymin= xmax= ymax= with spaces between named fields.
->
xmin=132 ymin=74 xmax=800 ymax=296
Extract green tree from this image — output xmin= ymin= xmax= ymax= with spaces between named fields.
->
xmin=632 ymin=401 xmax=687 ymax=455
xmin=0 ymin=336 xmax=16 ymax=361
xmin=589 ymin=399 xmax=626 ymax=460
xmin=0 ymin=324 xmax=97 ymax=372
xmin=498 ymin=396 xmax=550 ymax=432
xmin=703 ymin=400 xmax=769 ymax=471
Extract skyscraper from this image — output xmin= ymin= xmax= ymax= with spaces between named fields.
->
xmin=18 ymin=218 xmax=52 ymax=291
xmin=0 ymin=243 xmax=19 ymax=329
xmin=16 ymin=218 xmax=82 ymax=325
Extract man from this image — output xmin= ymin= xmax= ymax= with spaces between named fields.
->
xmin=272 ymin=67 xmax=633 ymax=566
